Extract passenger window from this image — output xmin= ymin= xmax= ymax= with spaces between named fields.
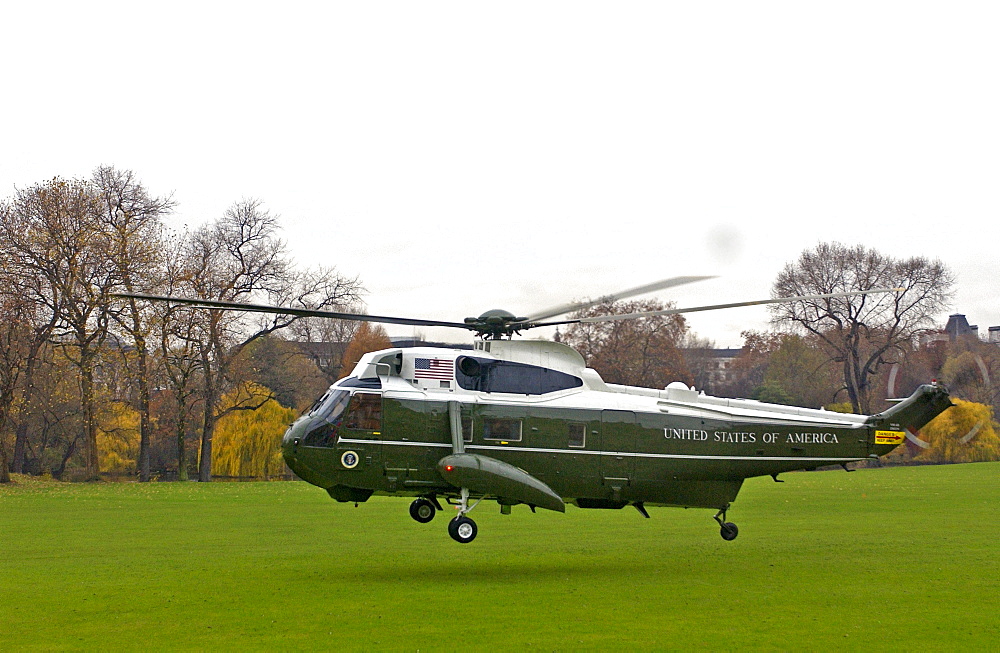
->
xmin=483 ymin=418 xmax=522 ymax=442
xmin=344 ymin=393 xmax=382 ymax=430
xmin=461 ymin=413 xmax=473 ymax=443
xmin=568 ymin=423 xmax=586 ymax=448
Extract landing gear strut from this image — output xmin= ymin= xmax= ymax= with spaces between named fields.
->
xmin=713 ymin=507 xmax=739 ymax=541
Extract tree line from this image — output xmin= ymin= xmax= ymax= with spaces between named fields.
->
xmin=0 ymin=167 xmax=366 ymax=483
xmin=1 ymin=169 xmax=995 ymax=481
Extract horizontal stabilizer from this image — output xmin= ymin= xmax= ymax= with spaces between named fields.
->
xmin=437 ymin=454 xmax=565 ymax=513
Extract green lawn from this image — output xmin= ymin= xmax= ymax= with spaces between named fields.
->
xmin=2 ymin=463 xmax=998 ymax=651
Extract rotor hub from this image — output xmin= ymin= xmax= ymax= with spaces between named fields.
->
xmin=464 ymin=309 xmax=530 ymax=338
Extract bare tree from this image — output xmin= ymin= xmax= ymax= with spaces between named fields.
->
xmin=563 ymin=299 xmax=692 ymax=388
xmin=96 ymin=165 xmax=175 ymax=482
xmin=770 ymin=242 xmax=953 ymax=414
xmin=177 ymin=200 xmax=363 ymax=481
xmin=760 ymin=333 xmax=842 ymax=408
xmin=22 ymin=351 xmax=83 ymax=478
xmin=156 ymin=232 xmax=207 ymax=481
xmin=0 ymin=283 xmax=37 ymax=482
xmin=0 ymin=178 xmax=116 ymax=479
xmin=680 ymin=332 xmax=719 ymax=393
xmin=288 ymin=316 xmax=360 ymax=383
xmin=3 ymin=179 xmax=364 ymax=481
xmin=0 ymin=215 xmax=62 ymax=476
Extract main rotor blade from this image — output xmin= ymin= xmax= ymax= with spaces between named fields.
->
xmin=533 ymin=287 xmax=905 ymax=327
xmin=523 ymin=275 xmax=717 ymax=322
xmin=114 ymin=293 xmax=477 ymax=331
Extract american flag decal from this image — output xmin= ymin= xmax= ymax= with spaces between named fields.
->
xmin=414 ymin=357 xmax=454 ymax=380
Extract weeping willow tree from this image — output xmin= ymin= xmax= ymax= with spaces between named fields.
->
xmin=914 ymin=399 xmax=1000 ymax=464
xmin=96 ymin=401 xmax=141 ymax=475
xmin=211 ymin=383 xmax=296 ymax=479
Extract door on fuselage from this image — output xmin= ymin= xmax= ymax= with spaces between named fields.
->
xmin=336 ymin=392 xmax=383 ymax=473
xmin=601 ymin=410 xmax=636 ymax=500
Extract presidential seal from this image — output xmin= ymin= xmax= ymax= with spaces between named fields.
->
xmin=340 ymin=451 xmax=359 ymax=469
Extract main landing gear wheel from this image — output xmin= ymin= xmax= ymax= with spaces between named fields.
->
xmin=445 ymin=488 xmax=481 ymax=543
xmin=713 ymin=507 xmax=739 ymax=541
xmin=409 ymin=497 xmax=437 ymax=524
xmin=448 ymin=515 xmax=478 ymax=544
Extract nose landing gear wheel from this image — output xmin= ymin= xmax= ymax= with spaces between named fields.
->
xmin=409 ymin=497 xmax=437 ymax=523
xmin=448 ymin=515 xmax=478 ymax=543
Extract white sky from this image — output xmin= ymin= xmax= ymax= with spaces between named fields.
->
xmin=2 ymin=1 xmax=998 ymax=348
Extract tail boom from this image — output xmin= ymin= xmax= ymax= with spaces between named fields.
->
xmin=866 ymin=383 xmax=953 ymax=455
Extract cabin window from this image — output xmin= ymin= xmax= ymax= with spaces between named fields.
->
xmin=455 ymin=356 xmax=583 ymax=395
xmin=482 ymin=418 xmax=522 ymax=442
xmin=568 ymin=423 xmax=586 ymax=448
xmin=344 ymin=393 xmax=382 ymax=431
xmin=461 ymin=412 xmax=473 ymax=443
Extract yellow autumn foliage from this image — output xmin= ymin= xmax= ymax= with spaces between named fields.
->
xmin=97 ymin=402 xmax=140 ymax=474
xmin=211 ymin=383 xmax=297 ymax=479
xmin=915 ymin=399 xmax=1000 ymax=464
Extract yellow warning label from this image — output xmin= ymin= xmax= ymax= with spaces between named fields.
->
xmin=875 ymin=430 xmax=905 ymax=445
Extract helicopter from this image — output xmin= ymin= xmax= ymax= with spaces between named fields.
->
xmin=121 ymin=277 xmax=953 ymax=544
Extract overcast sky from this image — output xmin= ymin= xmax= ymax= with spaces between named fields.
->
xmin=3 ymin=2 xmax=998 ymax=348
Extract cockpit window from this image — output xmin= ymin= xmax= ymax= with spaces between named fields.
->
xmin=302 ymin=390 xmax=350 ymax=447
xmin=313 ymin=390 xmax=350 ymax=420
xmin=307 ymin=389 xmax=333 ymax=416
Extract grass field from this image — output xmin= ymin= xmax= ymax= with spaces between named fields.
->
xmin=2 ymin=463 xmax=998 ymax=651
